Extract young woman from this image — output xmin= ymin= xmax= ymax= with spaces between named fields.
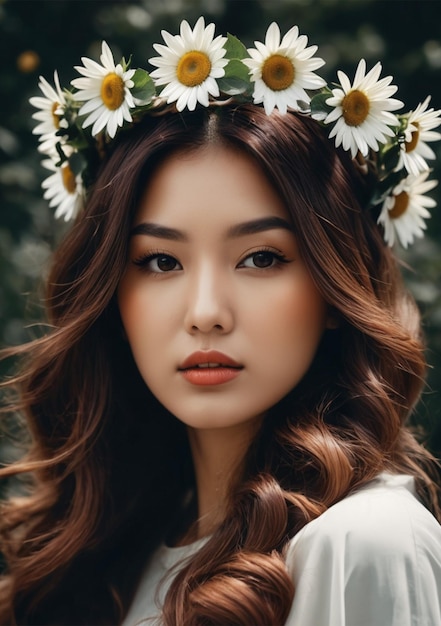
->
xmin=1 ymin=18 xmax=441 ymax=626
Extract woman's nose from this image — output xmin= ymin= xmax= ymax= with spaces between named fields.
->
xmin=183 ymin=264 xmax=234 ymax=335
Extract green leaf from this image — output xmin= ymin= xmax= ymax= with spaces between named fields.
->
xmin=224 ymin=59 xmax=250 ymax=81
xmin=310 ymin=89 xmax=332 ymax=116
xmin=68 ymin=151 xmax=87 ymax=177
xmin=55 ymin=142 xmax=66 ymax=166
xmin=217 ymin=76 xmax=251 ymax=96
xmin=381 ymin=141 xmax=401 ymax=173
xmin=217 ymin=59 xmax=252 ymax=96
xmin=224 ymin=33 xmax=248 ymax=61
xmin=122 ymin=54 xmax=132 ymax=71
xmin=397 ymin=114 xmax=409 ymax=135
xmin=132 ymin=68 xmax=151 ymax=89
xmin=374 ymin=168 xmax=405 ymax=202
xmin=131 ymin=69 xmax=156 ymax=104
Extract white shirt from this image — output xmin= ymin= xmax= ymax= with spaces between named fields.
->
xmin=123 ymin=473 xmax=441 ymax=626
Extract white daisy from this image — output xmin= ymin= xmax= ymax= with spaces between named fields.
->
xmin=148 ymin=17 xmax=228 ymax=112
xmin=399 ymin=96 xmax=441 ymax=176
xmin=29 ymin=71 xmax=68 ymax=155
xmin=324 ymin=59 xmax=403 ymax=158
xmin=377 ymin=170 xmax=437 ymax=248
xmin=243 ymin=22 xmax=325 ymax=115
xmin=71 ymin=41 xmax=136 ymax=138
xmin=41 ymin=156 xmax=84 ymax=222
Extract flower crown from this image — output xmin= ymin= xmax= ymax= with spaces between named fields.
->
xmin=30 ymin=17 xmax=440 ymax=248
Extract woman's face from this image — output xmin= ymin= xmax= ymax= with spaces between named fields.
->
xmin=118 ymin=145 xmax=330 ymax=433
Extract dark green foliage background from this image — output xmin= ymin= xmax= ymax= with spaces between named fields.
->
xmin=1 ymin=0 xmax=441 ymax=456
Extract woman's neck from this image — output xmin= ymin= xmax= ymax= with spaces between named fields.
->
xmin=185 ymin=420 xmax=262 ymax=540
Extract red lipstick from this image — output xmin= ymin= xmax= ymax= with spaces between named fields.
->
xmin=178 ymin=350 xmax=243 ymax=386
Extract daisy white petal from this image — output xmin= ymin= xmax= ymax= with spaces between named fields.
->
xmin=399 ymin=96 xmax=441 ymax=175
xmin=336 ymin=72 xmax=352 ymax=95
xmin=91 ymin=110 xmax=112 ymax=136
xmin=243 ymin=22 xmax=325 ymax=114
xmin=161 ymin=29 xmax=184 ymax=54
xmin=78 ymin=57 xmax=108 ymax=76
xmin=101 ymin=41 xmax=117 ymax=69
xmin=71 ymin=41 xmax=137 ymax=138
xmin=324 ymin=59 xmax=403 ymax=158
xmin=41 ymin=156 xmax=84 ymax=222
xmin=148 ymin=17 xmax=227 ymax=112
xmin=254 ymin=41 xmax=269 ymax=58
xmin=180 ymin=19 xmax=193 ymax=42
xmin=186 ymin=88 xmax=198 ymax=112
xmin=196 ymin=16 xmax=212 ymax=42
xmin=377 ymin=170 xmax=437 ymax=248
xmin=265 ymin=22 xmax=281 ymax=51
xmin=29 ymin=71 xmax=67 ymax=154
xmin=280 ymin=25 xmax=300 ymax=49
xmin=200 ymin=23 xmax=215 ymax=50
xmin=161 ymin=81 xmax=185 ymax=102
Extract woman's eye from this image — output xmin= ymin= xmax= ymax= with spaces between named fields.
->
xmin=240 ymin=250 xmax=287 ymax=269
xmin=133 ymin=253 xmax=182 ymax=273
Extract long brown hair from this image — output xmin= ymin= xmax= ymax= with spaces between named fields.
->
xmin=0 ymin=104 xmax=439 ymax=625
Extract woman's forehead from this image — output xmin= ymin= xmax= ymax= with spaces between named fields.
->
xmin=134 ymin=144 xmax=290 ymax=228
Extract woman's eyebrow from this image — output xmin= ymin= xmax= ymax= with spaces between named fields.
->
xmin=227 ymin=216 xmax=293 ymax=238
xmin=129 ymin=222 xmax=188 ymax=241
xmin=129 ymin=216 xmax=292 ymax=240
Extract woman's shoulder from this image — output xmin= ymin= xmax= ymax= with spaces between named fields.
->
xmin=284 ymin=472 xmax=441 ymax=626
xmin=288 ymin=472 xmax=440 ymax=555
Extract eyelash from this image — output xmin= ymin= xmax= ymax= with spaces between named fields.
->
xmin=132 ymin=250 xmax=181 ymax=273
xmin=238 ymin=247 xmax=290 ymax=269
xmin=132 ymin=247 xmax=290 ymax=273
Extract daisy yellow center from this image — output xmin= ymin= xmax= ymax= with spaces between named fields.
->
xmin=405 ymin=122 xmax=420 ymax=153
xmin=342 ymin=90 xmax=370 ymax=126
xmin=51 ymin=102 xmax=61 ymax=129
xmin=100 ymin=73 xmax=125 ymax=110
xmin=389 ymin=192 xmax=409 ymax=219
xmin=61 ymin=164 xmax=77 ymax=195
xmin=261 ymin=54 xmax=295 ymax=91
xmin=176 ymin=51 xmax=212 ymax=87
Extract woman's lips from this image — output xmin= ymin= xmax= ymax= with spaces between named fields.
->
xmin=178 ymin=350 xmax=243 ymax=386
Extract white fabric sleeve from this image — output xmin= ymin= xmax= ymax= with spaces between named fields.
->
xmin=283 ymin=474 xmax=441 ymax=626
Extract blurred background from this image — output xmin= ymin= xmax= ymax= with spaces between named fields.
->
xmin=1 ymin=0 xmax=441 ymax=458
